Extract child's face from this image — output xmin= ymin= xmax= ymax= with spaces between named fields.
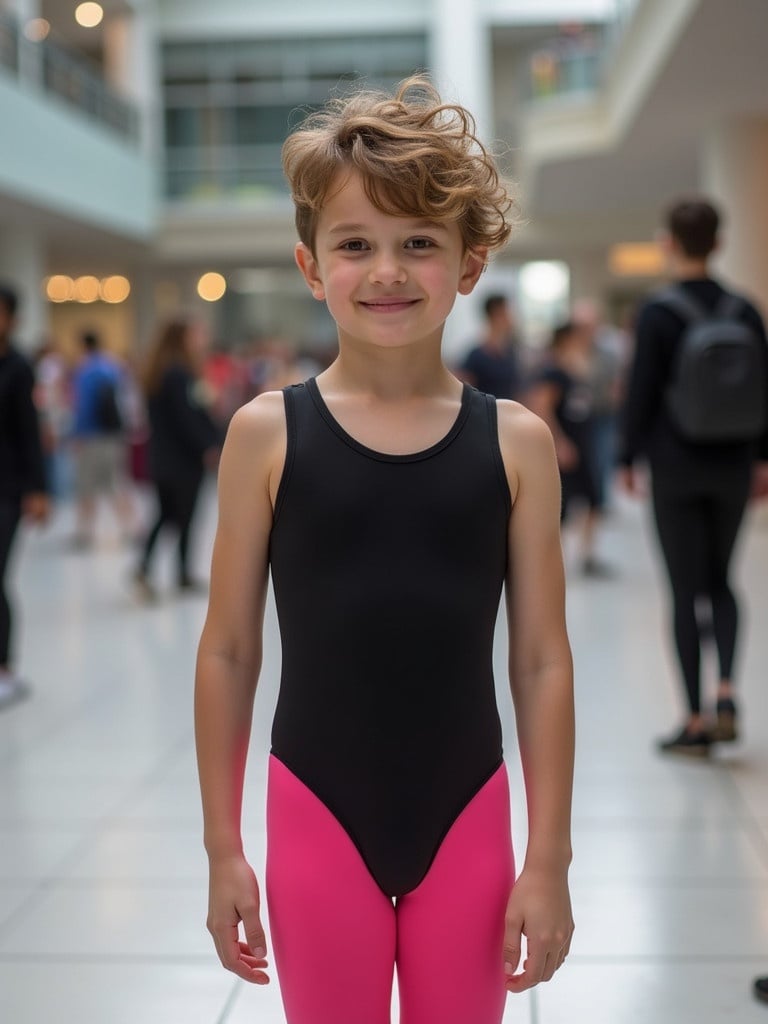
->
xmin=295 ymin=171 xmax=485 ymax=352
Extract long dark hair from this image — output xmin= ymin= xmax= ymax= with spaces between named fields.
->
xmin=141 ymin=319 xmax=198 ymax=396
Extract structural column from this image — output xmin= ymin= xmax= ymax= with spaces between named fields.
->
xmin=103 ymin=0 xmax=161 ymax=159
xmin=430 ymin=0 xmax=494 ymax=361
xmin=0 ymin=227 xmax=47 ymax=352
xmin=701 ymin=118 xmax=768 ymax=317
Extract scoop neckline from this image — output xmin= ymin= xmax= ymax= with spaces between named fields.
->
xmin=305 ymin=376 xmax=472 ymax=463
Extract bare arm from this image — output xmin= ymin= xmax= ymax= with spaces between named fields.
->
xmin=194 ymin=390 xmax=286 ymax=984
xmin=497 ymin=401 xmax=575 ymax=992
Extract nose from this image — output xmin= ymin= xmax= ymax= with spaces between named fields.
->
xmin=369 ymin=248 xmax=407 ymax=286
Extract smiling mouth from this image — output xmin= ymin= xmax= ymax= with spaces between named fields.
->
xmin=359 ymin=299 xmax=420 ymax=313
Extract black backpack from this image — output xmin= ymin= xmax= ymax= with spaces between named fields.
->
xmin=93 ymin=374 xmax=124 ymax=434
xmin=659 ymin=286 xmax=767 ymax=443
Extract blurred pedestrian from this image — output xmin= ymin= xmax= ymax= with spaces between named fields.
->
xmin=526 ymin=320 xmax=614 ymax=577
xmin=33 ymin=337 xmax=73 ymax=498
xmin=458 ymin=293 xmax=522 ymax=398
xmin=70 ymin=329 xmax=137 ymax=547
xmin=0 ymin=283 xmax=49 ymax=708
xmin=134 ymin=320 xmax=220 ymax=600
xmin=572 ymin=299 xmax=628 ymax=510
xmin=619 ymin=198 xmax=768 ymax=756
xmin=755 ymin=976 xmax=768 ymax=1005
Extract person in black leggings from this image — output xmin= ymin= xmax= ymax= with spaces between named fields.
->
xmin=134 ymin=320 xmax=220 ymax=600
xmin=620 ymin=199 xmax=768 ymax=755
xmin=0 ymin=283 xmax=49 ymax=707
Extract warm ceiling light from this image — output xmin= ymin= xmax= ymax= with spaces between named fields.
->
xmin=75 ymin=3 xmax=104 ymax=28
xmin=45 ymin=275 xmax=74 ymax=303
xmin=100 ymin=276 xmax=131 ymax=303
xmin=73 ymin=276 xmax=101 ymax=303
xmin=609 ymin=243 xmax=665 ymax=277
xmin=24 ymin=18 xmax=50 ymax=42
xmin=197 ymin=272 xmax=227 ymax=302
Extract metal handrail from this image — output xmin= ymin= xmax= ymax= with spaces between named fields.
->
xmin=0 ymin=10 xmax=139 ymax=143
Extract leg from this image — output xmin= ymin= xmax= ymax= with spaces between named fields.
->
xmin=138 ymin=482 xmax=174 ymax=577
xmin=396 ymin=762 xmax=515 ymax=1024
xmin=704 ymin=476 xmax=750 ymax=685
xmin=266 ymin=755 xmax=396 ymax=1024
xmin=651 ymin=482 xmax=707 ymax=719
xmin=174 ymin=474 xmax=203 ymax=585
xmin=73 ymin=441 xmax=97 ymax=545
xmin=0 ymin=499 xmax=22 ymax=669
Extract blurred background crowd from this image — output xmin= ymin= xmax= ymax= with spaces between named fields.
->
xmin=2 ymin=0 xmax=768 ymax=1020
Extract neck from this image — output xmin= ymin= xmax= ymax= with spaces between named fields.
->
xmin=484 ymin=326 xmax=507 ymax=349
xmin=0 ymin=334 xmax=10 ymax=355
xmin=322 ymin=332 xmax=458 ymax=400
xmin=672 ymin=256 xmax=710 ymax=280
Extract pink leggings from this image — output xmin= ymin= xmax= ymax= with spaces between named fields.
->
xmin=265 ymin=754 xmax=515 ymax=1024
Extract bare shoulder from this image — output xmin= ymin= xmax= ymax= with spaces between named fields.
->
xmin=219 ymin=390 xmax=287 ymax=509
xmin=228 ymin=389 xmax=286 ymax=443
xmin=495 ymin=400 xmax=557 ymax=501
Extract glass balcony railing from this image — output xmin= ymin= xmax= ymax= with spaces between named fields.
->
xmin=525 ymin=0 xmax=640 ymax=102
xmin=165 ymin=144 xmax=288 ymax=202
xmin=0 ymin=10 xmax=139 ymax=142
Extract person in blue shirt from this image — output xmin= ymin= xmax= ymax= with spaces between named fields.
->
xmin=70 ymin=330 xmax=137 ymax=547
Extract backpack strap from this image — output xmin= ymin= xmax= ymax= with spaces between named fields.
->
xmin=715 ymin=291 xmax=746 ymax=320
xmin=654 ymin=286 xmax=708 ymax=324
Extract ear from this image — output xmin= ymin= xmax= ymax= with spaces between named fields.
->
xmin=294 ymin=242 xmax=326 ymax=301
xmin=457 ymin=248 xmax=488 ymax=296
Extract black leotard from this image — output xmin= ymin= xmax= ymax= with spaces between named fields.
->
xmin=268 ymin=378 xmax=511 ymax=898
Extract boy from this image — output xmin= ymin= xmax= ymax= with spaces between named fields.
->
xmin=196 ymin=77 xmax=575 ymax=1023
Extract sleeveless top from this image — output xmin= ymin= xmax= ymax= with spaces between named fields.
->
xmin=268 ymin=377 xmax=511 ymax=898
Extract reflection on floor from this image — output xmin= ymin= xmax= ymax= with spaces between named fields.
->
xmin=1 ymin=483 xmax=767 ymax=1023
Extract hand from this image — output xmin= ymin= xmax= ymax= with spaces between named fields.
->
xmin=22 ymin=492 xmax=50 ymax=525
xmin=617 ymin=464 xmax=644 ymax=497
xmin=750 ymin=461 xmax=768 ymax=500
xmin=554 ymin=436 xmax=580 ymax=471
xmin=207 ymin=854 xmax=270 ymax=984
xmin=204 ymin=447 xmax=221 ymax=472
xmin=502 ymin=867 xmax=574 ymax=993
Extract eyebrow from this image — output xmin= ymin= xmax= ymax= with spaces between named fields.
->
xmin=326 ymin=219 xmax=449 ymax=235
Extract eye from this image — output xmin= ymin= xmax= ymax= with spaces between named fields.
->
xmin=339 ymin=239 xmax=369 ymax=252
xmin=405 ymin=237 xmax=436 ymax=250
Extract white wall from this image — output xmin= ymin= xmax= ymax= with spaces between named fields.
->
xmin=0 ymin=75 xmax=157 ymax=239
xmin=157 ymin=0 xmax=428 ymax=38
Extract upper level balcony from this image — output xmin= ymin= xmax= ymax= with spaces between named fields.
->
xmin=0 ymin=9 xmax=155 ymax=240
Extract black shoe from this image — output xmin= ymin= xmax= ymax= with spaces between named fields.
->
xmin=754 ymin=976 xmax=768 ymax=1004
xmin=657 ymin=726 xmax=711 ymax=757
xmin=132 ymin=571 xmax=158 ymax=604
xmin=581 ymin=557 xmax=617 ymax=580
xmin=710 ymin=698 xmax=739 ymax=742
xmin=178 ymin=577 xmax=208 ymax=595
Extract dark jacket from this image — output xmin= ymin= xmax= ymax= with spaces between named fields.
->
xmin=0 ymin=345 xmax=46 ymax=501
xmin=147 ymin=365 xmax=220 ymax=482
xmin=620 ymin=277 xmax=768 ymax=481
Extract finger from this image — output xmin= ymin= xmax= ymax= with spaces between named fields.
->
xmin=506 ymin=949 xmax=548 ymax=992
xmin=215 ymin=924 xmax=269 ymax=984
xmin=502 ymin=919 xmax=523 ymax=978
xmin=240 ymin=903 xmax=268 ymax=960
xmin=238 ymin=941 xmax=269 ymax=965
xmin=541 ymin=951 xmax=558 ymax=983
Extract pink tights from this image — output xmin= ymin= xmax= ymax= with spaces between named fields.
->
xmin=265 ymin=754 xmax=515 ymax=1024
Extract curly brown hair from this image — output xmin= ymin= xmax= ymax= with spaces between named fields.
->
xmin=282 ymin=76 xmax=515 ymax=257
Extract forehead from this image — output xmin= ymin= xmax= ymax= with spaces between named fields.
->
xmin=317 ymin=170 xmax=457 ymax=237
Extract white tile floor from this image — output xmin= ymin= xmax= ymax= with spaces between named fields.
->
xmin=1 ymin=481 xmax=767 ymax=1023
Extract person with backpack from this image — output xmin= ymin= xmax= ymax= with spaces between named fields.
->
xmin=619 ymin=198 xmax=768 ymax=756
xmin=70 ymin=330 xmax=138 ymax=547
